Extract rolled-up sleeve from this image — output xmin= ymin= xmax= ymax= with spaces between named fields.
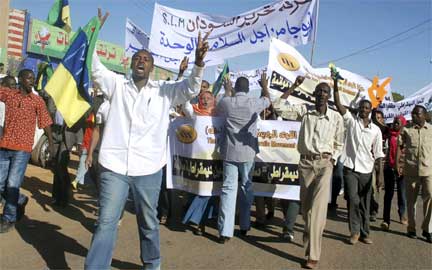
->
xmin=164 ymin=64 xmax=203 ymax=106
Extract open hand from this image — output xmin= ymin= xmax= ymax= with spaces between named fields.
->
xmin=179 ymin=56 xmax=189 ymax=74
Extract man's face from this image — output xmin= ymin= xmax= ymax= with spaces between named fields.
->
xmin=412 ymin=107 xmax=426 ymax=126
xmin=1 ymin=78 xmax=17 ymax=89
xmin=19 ymin=72 xmax=35 ymax=93
xmin=200 ymin=81 xmax=210 ymax=92
xmin=358 ymin=101 xmax=372 ymax=119
xmin=393 ymin=118 xmax=402 ymax=131
xmin=375 ymin=113 xmax=385 ymax=125
xmin=314 ymin=84 xmax=330 ymax=106
xmin=131 ymin=51 xmax=153 ymax=80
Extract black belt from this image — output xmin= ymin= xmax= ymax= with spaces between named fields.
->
xmin=300 ymin=152 xmax=332 ymax=161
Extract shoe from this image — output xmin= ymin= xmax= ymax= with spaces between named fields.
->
xmin=16 ymin=196 xmax=29 ymax=222
xmin=159 ymin=215 xmax=168 ymax=225
xmin=380 ymin=222 xmax=389 ymax=231
xmin=193 ymin=224 xmax=205 ymax=236
xmin=422 ymin=231 xmax=432 ymax=243
xmin=253 ymin=221 xmax=266 ymax=229
xmin=304 ymin=259 xmax=318 ymax=269
xmin=281 ymin=227 xmax=294 ymax=242
xmin=400 ymin=216 xmax=408 ymax=225
xmin=407 ymin=231 xmax=417 ymax=239
xmin=0 ymin=220 xmax=16 ymax=233
xmin=71 ymin=180 xmax=78 ymax=190
xmin=359 ymin=237 xmax=373 ymax=244
xmin=218 ymin=236 xmax=230 ymax=244
xmin=239 ymin=229 xmax=248 ymax=237
xmin=349 ymin=233 xmax=360 ymax=245
xmin=339 ymin=188 xmax=344 ymax=196
xmin=266 ymin=211 xmax=274 ymax=220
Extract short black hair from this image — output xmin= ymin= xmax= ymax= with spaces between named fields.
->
xmin=314 ymin=82 xmax=331 ymax=98
xmin=234 ymin=77 xmax=249 ymax=93
xmin=202 ymin=80 xmax=210 ymax=87
xmin=359 ymin=99 xmax=372 ymax=107
xmin=413 ymin=104 xmax=427 ymax=114
xmin=1 ymin=75 xmax=16 ymax=87
xmin=132 ymin=49 xmax=154 ymax=65
xmin=373 ymin=109 xmax=384 ymax=118
xmin=18 ymin=68 xmax=34 ymax=78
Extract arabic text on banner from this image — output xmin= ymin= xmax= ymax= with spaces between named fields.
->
xmin=166 ymin=116 xmax=302 ymax=200
xmin=125 ymin=17 xmax=150 ymax=58
xmin=149 ymin=0 xmax=317 ymax=70
xmin=267 ymin=38 xmax=393 ymax=108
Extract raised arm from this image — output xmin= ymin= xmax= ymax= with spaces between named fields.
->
xmin=280 ymin=75 xmax=304 ymax=100
xmin=176 ymin=56 xmax=189 ymax=81
xmin=332 ymin=72 xmax=347 ymax=116
xmin=223 ymin=77 xmax=233 ymax=97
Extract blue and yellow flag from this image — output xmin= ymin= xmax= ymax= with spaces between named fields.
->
xmin=212 ymin=63 xmax=229 ymax=97
xmin=45 ymin=17 xmax=100 ymax=127
xmin=47 ymin=0 xmax=72 ymax=32
xmin=36 ymin=62 xmax=54 ymax=91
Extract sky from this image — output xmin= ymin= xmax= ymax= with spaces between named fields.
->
xmin=10 ymin=0 xmax=432 ymax=97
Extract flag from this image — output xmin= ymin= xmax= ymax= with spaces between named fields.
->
xmin=35 ymin=62 xmax=54 ymax=91
xmin=45 ymin=17 xmax=100 ymax=127
xmin=125 ymin=18 xmax=150 ymax=58
xmin=212 ymin=63 xmax=229 ymax=97
xmin=47 ymin=0 xmax=72 ymax=32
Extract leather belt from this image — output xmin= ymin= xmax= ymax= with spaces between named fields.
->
xmin=300 ymin=152 xmax=332 ymax=161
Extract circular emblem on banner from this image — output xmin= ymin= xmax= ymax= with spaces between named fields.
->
xmin=176 ymin=124 xmax=197 ymax=144
xmin=277 ymin=53 xmax=300 ymax=71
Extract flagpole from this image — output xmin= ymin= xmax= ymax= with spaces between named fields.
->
xmin=309 ymin=0 xmax=320 ymax=65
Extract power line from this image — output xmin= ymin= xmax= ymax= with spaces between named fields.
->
xmin=317 ymin=18 xmax=432 ymax=66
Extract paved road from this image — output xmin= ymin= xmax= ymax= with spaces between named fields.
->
xmin=1 ymin=159 xmax=431 ymax=270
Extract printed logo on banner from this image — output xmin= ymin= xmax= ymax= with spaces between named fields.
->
xmin=176 ymin=124 xmax=198 ymax=144
xmin=277 ymin=53 xmax=300 ymax=71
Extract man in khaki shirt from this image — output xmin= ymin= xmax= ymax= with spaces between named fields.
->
xmin=273 ymin=78 xmax=345 ymax=269
xmin=398 ymin=105 xmax=432 ymax=243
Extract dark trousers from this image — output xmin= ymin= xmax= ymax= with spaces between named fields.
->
xmin=331 ymin=160 xmax=344 ymax=205
xmin=87 ymin=152 xmax=101 ymax=204
xmin=281 ymin=199 xmax=300 ymax=234
xmin=344 ymin=167 xmax=372 ymax=237
xmin=52 ymin=142 xmax=71 ymax=206
xmin=383 ymin=166 xmax=407 ymax=224
xmin=157 ymin=166 xmax=171 ymax=220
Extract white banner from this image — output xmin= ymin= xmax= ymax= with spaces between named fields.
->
xmin=125 ymin=18 xmax=150 ymax=58
xmin=167 ymin=117 xmax=301 ymax=200
xmin=149 ymin=1 xmax=317 ymax=70
xmin=267 ymin=38 xmax=392 ymax=108
xmin=379 ymin=83 xmax=432 ymax=123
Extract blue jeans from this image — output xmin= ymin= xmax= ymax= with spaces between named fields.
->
xmin=0 ymin=149 xmax=31 ymax=222
xmin=75 ymin=149 xmax=89 ymax=185
xmin=85 ymin=167 xmax=162 ymax=270
xmin=218 ymin=160 xmax=254 ymax=237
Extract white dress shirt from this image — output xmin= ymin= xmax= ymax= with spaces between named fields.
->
xmin=340 ymin=112 xmax=385 ymax=174
xmin=92 ymin=53 xmax=203 ymax=176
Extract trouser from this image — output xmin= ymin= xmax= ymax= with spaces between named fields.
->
xmin=383 ymin=166 xmax=407 ymax=224
xmin=85 ymin=167 xmax=162 ymax=270
xmin=370 ymin=160 xmax=383 ymax=217
xmin=330 ymin=160 xmax=344 ymax=205
xmin=218 ymin=160 xmax=255 ymax=237
xmin=405 ymin=175 xmax=432 ymax=233
xmin=0 ymin=149 xmax=30 ymax=222
xmin=255 ymin=196 xmax=274 ymax=223
xmin=157 ymin=166 xmax=171 ymax=220
xmin=281 ymin=199 xmax=300 ymax=234
xmin=52 ymin=142 xmax=71 ymax=206
xmin=299 ymin=158 xmax=333 ymax=261
xmin=344 ymin=167 xmax=372 ymax=238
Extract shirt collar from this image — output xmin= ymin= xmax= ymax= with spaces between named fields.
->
xmin=414 ymin=122 xmax=430 ymax=129
xmin=235 ymin=92 xmax=247 ymax=96
xmin=311 ymin=106 xmax=330 ymax=119
xmin=355 ymin=115 xmax=372 ymax=128
xmin=126 ymin=75 xmax=158 ymax=90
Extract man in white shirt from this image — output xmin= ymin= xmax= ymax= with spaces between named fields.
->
xmin=84 ymin=12 xmax=211 ymax=270
xmin=332 ymin=74 xmax=384 ymax=245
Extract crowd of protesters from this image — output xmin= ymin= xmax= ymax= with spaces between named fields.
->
xmin=0 ymin=12 xmax=431 ymax=270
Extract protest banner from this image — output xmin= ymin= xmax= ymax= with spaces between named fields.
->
xmin=167 ymin=116 xmax=301 ymax=200
xmin=379 ymin=83 xmax=432 ymax=123
xmin=149 ymin=0 xmax=317 ymax=70
xmin=125 ymin=17 xmax=150 ymax=58
xmin=267 ymin=38 xmax=392 ymax=108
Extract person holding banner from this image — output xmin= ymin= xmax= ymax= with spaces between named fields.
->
xmin=332 ymin=72 xmax=385 ymax=246
xmin=398 ymin=105 xmax=432 ymax=243
xmin=84 ymin=10 xmax=211 ymax=270
xmin=216 ymin=73 xmax=270 ymax=243
xmin=273 ymin=77 xmax=344 ymax=269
